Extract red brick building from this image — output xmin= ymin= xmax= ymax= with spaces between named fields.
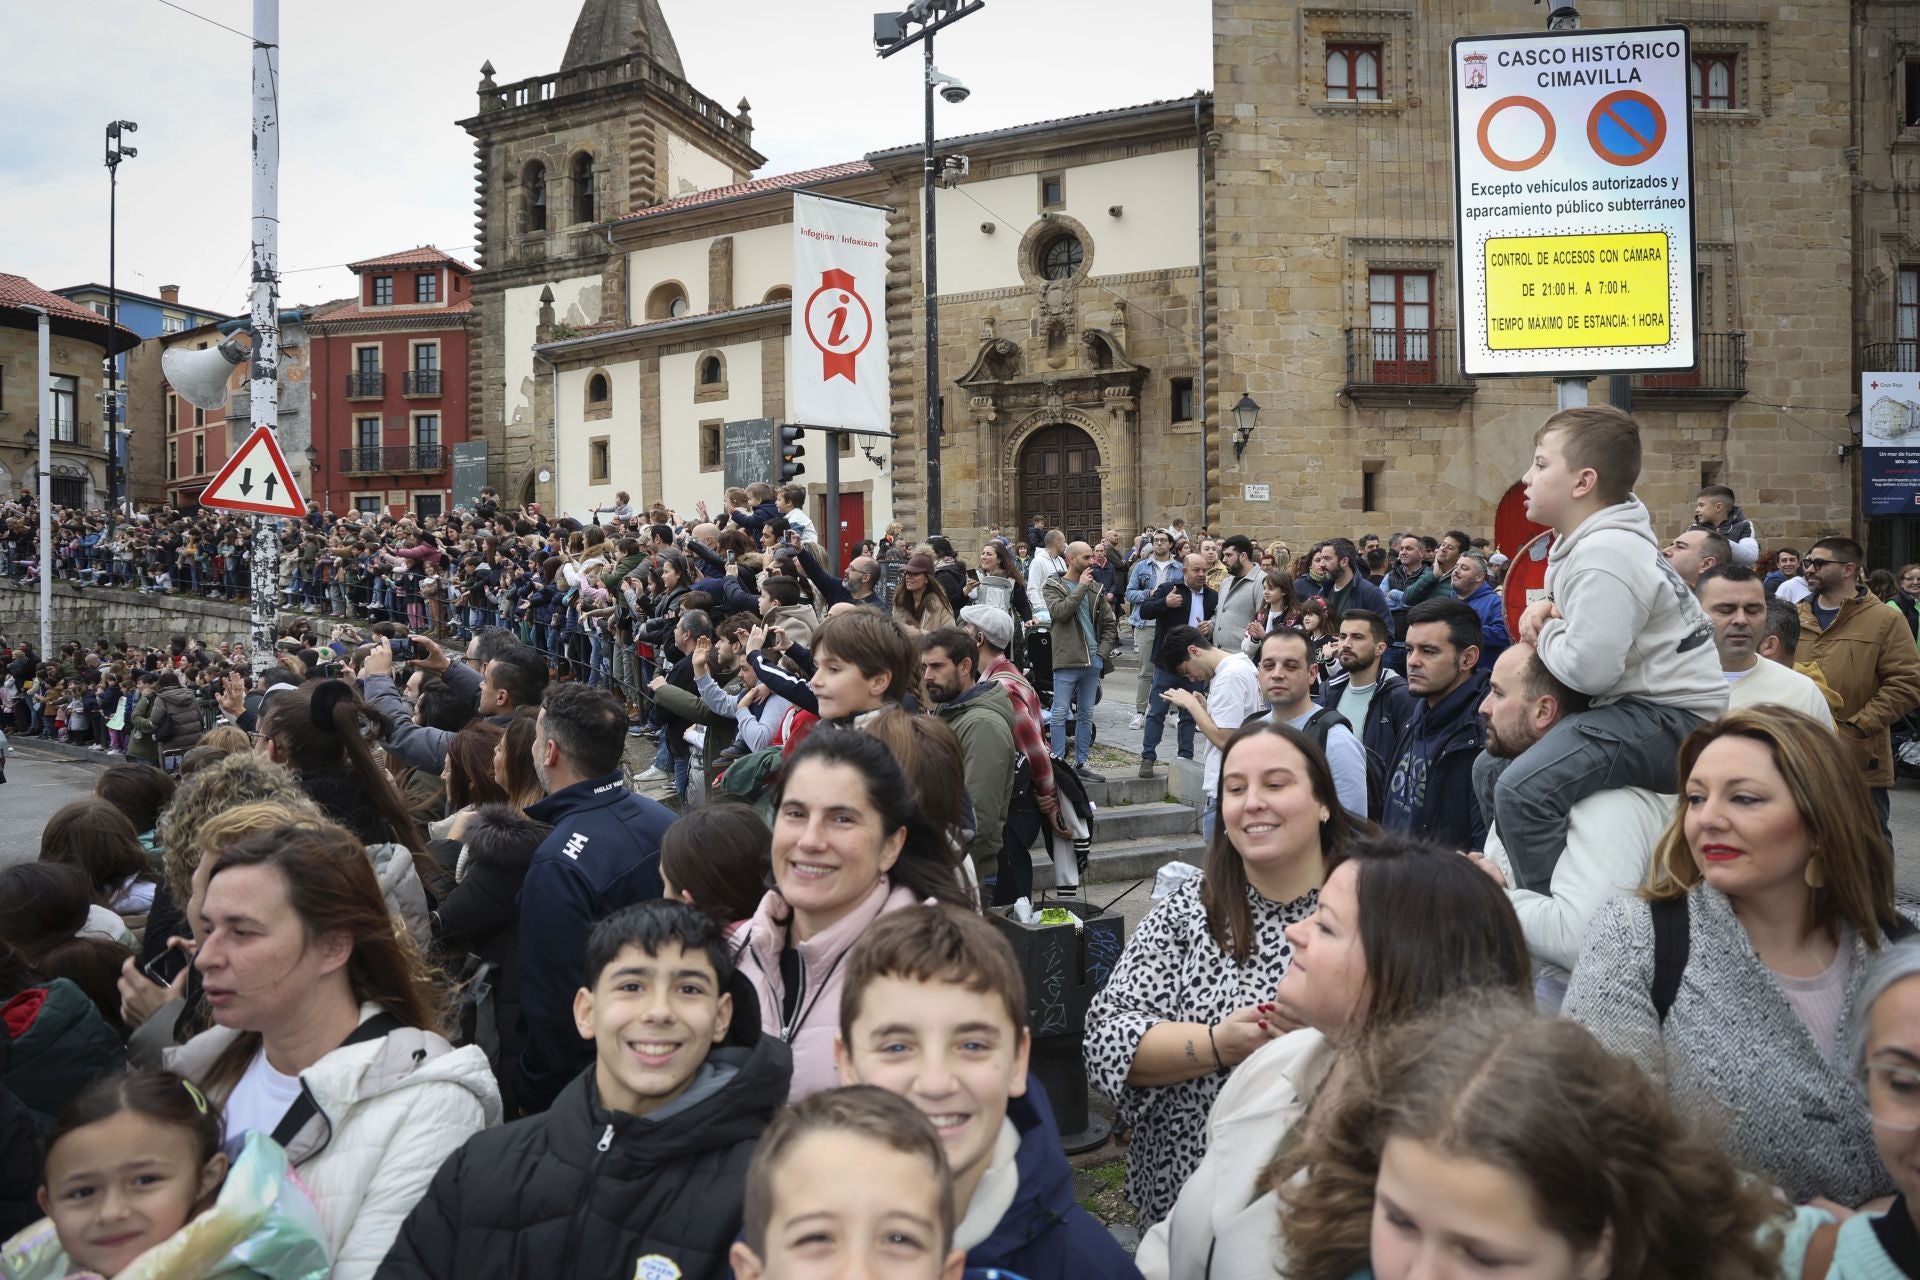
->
xmin=307 ymin=247 xmax=474 ymax=519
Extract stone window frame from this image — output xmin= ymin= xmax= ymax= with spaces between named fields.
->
xmin=1169 ymin=374 xmax=1196 ymax=423
xmin=693 ymin=350 xmax=729 ymax=404
xmin=588 ymin=435 xmax=611 ymax=485
xmin=1300 ymin=9 xmax=1416 ymax=115
xmin=410 ymin=410 xmax=441 ymax=452
xmin=570 ymin=150 xmax=597 ymax=226
xmin=1666 ymin=17 xmax=1770 ymax=124
xmin=523 ymin=159 xmax=549 ymax=233
xmin=763 ymin=285 xmax=792 ymax=304
xmin=698 ymin=418 xmax=724 ymax=473
xmin=584 ymin=368 xmax=613 ymax=421
xmin=1016 ymin=214 xmax=1096 ymax=290
xmin=1038 ymin=170 xmax=1066 ymax=212
xmin=646 ymin=281 xmax=691 ymax=320
xmin=1345 ymin=237 xmax=1454 ymax=335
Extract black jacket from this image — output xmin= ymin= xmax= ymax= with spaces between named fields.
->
xmin=516 ymin=774 xmax=673 ymax=1114
xmin=1139 ymin=579 xmax=1217 ymax=670
xmin=1317 ymin=667 xmax=1417 ymax=819
xmin=0 ymin=1036 xmax=44 ymax=1238
xmin=376 ymin=979 xmax=792 ymax=1280
xmin=432 ymin=807 xmax=540 ymax=1111
xmin=1381 ymin=670 xmax=1489 ymax=850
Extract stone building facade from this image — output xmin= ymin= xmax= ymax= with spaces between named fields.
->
xmin=458 ymin=0 xmax=763 ymax=508
xmin=473 ymin=0 xmax=1885 ymax=556
xmin=0 ymin=273 xmax=139 ymax=509
xmin=1208 ymin=0 xmax=1856 ymax=554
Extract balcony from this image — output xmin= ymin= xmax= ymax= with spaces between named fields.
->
xmin=1628 ymin=332 xmax=1748 ymax=406
xmin=403 ymin=369 xmax=442 ymax=397
xmin=1342 ymin=328 xmax=1475 ymax=407
xmin=1863 ymin=342 xmax=1920 ymax=374
xmin=345 ymin=372 xmax=385 ymax=399
xmin=339 ymin=444 xmax=444 ymax=475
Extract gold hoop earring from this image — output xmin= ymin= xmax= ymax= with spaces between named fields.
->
xmin=1805 ymin=859 xmax=1827 ymax=889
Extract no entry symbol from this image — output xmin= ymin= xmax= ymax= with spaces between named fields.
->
xmin=1586 ymin=90 xmax=1667 ymax=167
xmin=1477 ymin=96 xmax=1556 ymax=172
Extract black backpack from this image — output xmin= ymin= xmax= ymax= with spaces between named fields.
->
xmin=1650 ymin=897 xmax=1918 ymax=1024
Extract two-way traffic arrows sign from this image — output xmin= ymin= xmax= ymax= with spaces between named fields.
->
xmin=199 ymin=424 xmax=308 ymax=517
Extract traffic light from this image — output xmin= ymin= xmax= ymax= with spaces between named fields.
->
xmin=779 ymin=425 xmax=807 ymax=482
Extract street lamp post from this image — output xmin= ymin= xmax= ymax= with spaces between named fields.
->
xmin=104 ymin=120 xmax=136 ymax=536
xmin=876 ymin=0 xmax=984 ymax=538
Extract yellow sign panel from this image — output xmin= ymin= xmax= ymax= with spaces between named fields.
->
xmin=1484 ymin=232 xmax=1671 ymax=350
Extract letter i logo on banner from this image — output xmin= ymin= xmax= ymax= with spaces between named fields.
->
xmin=804 ymin=269 xmax=873 ymax=383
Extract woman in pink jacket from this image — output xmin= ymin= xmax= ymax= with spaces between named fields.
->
xmin=734 ymin=729 xmax=973 ymax=1099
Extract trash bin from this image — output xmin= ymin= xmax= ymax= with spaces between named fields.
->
xmin=989 ymin=899 xmax=1124 ymax=1152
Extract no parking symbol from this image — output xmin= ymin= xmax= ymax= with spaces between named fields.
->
xmin=1587 ymin=90 xmax=1666 ymax=166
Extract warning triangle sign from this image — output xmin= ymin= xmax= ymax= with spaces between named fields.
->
xmin=199 ymin=425 xmax=308 ymax=517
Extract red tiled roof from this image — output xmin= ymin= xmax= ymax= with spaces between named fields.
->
xmin=0 ymin=272 xmax=142 ymax=349
xmin=612 ymin=161 xmax=874 ymax=223
xmin=345 ymin=246 xmax=476 ymax=273
xmin=308 ymin=297 xmax=474 ymax=324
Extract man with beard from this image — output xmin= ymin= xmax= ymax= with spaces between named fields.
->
xmin=1467 ymin=643 xmax=1665 ymax=1010
xmin=1247 ymin=627 xmax=1368 ymax=820
xmin=1316 ymin=609 xmax=1413 ymax=820
xmin=922 ymin=627 xmax=1019 ymax=892
xmin=1382 ymin=598 xmax=1488 ymax=848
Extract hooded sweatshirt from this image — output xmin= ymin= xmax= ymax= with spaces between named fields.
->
xmin=1536 ymin=497 xmax=1728 ymax=716
xmin=959 ymin=1080 xmax=1144 ymax=1280
xmin=374 ymin=978 xmax=792 ymax=1280
xmin=1 ymin=981 xmax=127 ymax=1130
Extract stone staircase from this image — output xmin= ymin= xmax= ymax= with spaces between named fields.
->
xmin=1029 ymin=768 xmax=1207 ymax=891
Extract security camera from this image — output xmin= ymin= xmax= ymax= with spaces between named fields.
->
xmin=929 ymin=68 xmax=970 ymax=104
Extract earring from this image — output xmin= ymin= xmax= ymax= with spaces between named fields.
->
xmin=1805 ymin=859 xmax=1827 ymax=889
xmin=1320 ymin=810 xmax=1330 ymax=824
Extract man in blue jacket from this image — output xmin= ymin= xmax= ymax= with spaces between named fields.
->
xmin=1449 ymin=551 xmax=1511 ymax=673
xmin=515 ymin=682 xmax=673 ymax=1114
xmin=1382 ymin=599 xmax=1489 ymax=850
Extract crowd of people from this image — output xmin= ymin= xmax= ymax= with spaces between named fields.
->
xmin=2 ymin=405 xmax=1920 ymax=1279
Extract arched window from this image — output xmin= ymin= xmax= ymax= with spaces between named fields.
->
xmin=587 ymin=373 xmax=609 ymax=404
xmin=525 ymin=161 xmax=548 ymax=232
xmin=1040 ymin=233 xmax=1084 ymax=281
xmin=645 ymin=282 xmax=690 ymax=320
xmin=572 ymin=153 xmax=595 ymax=224
xmin=763 ymin=286 xmax=792 ymax=304
xmin=699 ymin=355 xmax=724 ymax=385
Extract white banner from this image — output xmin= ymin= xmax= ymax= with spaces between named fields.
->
xmin=792 ymin=192 xmax=889 ymax=432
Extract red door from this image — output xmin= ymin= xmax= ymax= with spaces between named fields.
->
xmin=826 ymin=492 xmax=865 ymax=569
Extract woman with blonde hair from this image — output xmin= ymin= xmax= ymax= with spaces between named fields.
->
xmin=1565 ymin=705 xmax=1913 ymax=1207
xmin=1274 ymin=998 xmax=1790 ymax=1280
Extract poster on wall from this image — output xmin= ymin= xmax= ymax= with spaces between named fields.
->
xmin=792 ymin=192 xmax=889 ymax=433
xmin=1862 ymin=371 xmax=1920 ymax=515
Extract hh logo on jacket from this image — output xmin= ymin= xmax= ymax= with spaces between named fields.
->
xmin=562 ymin=832 xmax=590 ymax=861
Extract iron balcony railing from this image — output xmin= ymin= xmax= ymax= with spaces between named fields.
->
xmin=1344 ymin=328 xmax=1472 ymax=388
xmin=403 ymin=369 xmax=442 ymax=396
xmin=338 ymin=444 xmax=444 ymax=475
xmin=1863 ymin=341 xmax=1920 ymax=374
xmin=346 ymin=372 xmax=385 ymax=398
xmin=1630 ymin=332 xmax=1748 ymax=396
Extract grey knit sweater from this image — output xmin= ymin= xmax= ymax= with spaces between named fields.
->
xmin=1564 ymin=886 xmax=1905 ymax=1207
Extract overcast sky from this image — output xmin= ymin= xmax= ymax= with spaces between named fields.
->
xmin=3 ymin=0 xmax=1211 ymax=318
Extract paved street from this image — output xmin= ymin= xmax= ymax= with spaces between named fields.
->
xmin=1 ymin=741 xmax=110 ymax=866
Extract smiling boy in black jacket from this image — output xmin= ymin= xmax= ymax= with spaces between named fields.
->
xmin=376 ymin=900 xmax=793 ymax=1280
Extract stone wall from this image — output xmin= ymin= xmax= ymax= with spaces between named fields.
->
xmin=0 ymin=580 xmax=253 ymax=652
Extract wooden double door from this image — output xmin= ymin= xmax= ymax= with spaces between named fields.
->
xmin=1017 ymin=425 xmax=1102 ymax=544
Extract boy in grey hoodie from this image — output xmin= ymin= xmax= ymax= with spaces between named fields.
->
xmin=1499 ymin=406 xmax=1728 ymax=893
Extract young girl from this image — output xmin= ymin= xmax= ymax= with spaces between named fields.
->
xmin=3 ymin=1069 xmax=329 ymax=1280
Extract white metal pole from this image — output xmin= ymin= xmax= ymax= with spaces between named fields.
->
xmin=248 ymin=0 xmax=281 ymax=678
xmin=33 ymin=308 xmax=51 ymax=658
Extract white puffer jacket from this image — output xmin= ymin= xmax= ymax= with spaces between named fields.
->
xmin=168 ymin=1004 xmax=501 ymax=1280
xmin=1136 ymin=1027 xmax=1338 ymax=1280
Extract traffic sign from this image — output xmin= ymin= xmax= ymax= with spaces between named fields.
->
xmin=200 ymin=424 xmax=307 ymax=517
xmin=1451 ymin=26 xmax=1696 ymax=377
